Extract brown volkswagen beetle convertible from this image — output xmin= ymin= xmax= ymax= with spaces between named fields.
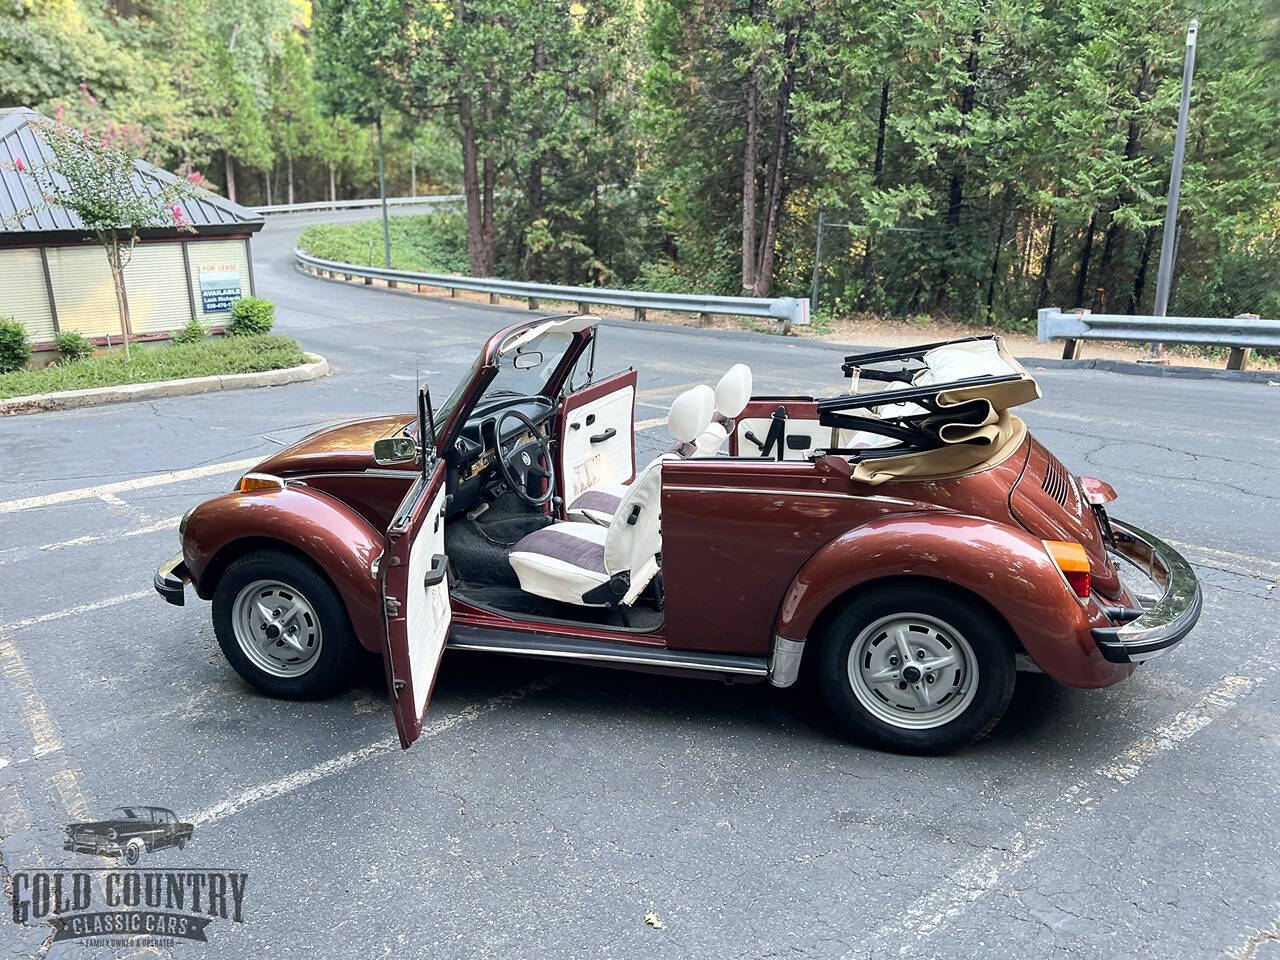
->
xmin=155 ymin=316 xmax=1200 ymax=753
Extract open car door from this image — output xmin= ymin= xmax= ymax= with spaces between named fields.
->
xmin=381 ymin=457 xmax=451 ymax=749
xmin=557 ymin=369 xmax=637 ymax=508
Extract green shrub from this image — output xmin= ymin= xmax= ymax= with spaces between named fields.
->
xmin=54 ymin=330 xmax=94 ymax=363
xmin=227 ymin=297 xmax=275 ymax=336
xmin=171 ymin=318 xmax=206 ymax=344
xmin=0 ymin=318 xmax=31 ymax=373
xmin=0 ymin=335 xmax=308 ymax=399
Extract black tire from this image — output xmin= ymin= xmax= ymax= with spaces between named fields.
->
xmin=212 ymin=549 xmax=361 ymax=700
xmin=124 ymin=840 xmax=143 ymax=865
xmin=176 ymin=838 xmax=186 ymax=850
xmin=814 ymin=583 xmax=1015 ymax=754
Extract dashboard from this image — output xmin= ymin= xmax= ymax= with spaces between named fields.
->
xmin=446 ymin=395 xmax=556 ymax=511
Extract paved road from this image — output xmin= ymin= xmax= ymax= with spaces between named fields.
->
xmin=1 ymin=210 xmax=1278 ymax=959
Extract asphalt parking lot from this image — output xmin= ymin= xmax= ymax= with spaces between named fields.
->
xmin=2 ymin=208 xmax=1278 ymax=959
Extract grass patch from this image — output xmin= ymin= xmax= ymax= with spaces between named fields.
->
xmin=298 ymin=211 xmax=469 ymax=274
xmin=0 ymin=335 xmax=310 ymax=399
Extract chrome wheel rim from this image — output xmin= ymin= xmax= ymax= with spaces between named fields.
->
xmin=847 ymin=613 xmax=978 ymax=730
xmin=232 ymin=579 xmax=323 ymax=678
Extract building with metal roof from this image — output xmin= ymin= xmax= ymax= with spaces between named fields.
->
xmin=0 ymin=107 xmax=265 ymax=355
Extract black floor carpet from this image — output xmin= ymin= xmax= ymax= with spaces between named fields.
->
xmin=446 ymin=492 xmax=663 ymax=632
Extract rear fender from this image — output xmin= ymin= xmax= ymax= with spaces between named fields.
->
xmin=184 ymin=486 xmax=387 ymax=652
xmin=775 ymin=512 xmax=1131 ymax=688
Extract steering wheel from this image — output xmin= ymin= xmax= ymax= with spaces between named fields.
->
xmin=493 ymin=409 xmax=554 ymax=506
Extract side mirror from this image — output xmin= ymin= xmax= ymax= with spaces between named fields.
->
xmin=373 ymin=436 xmax=418 ymax=465
xmin=513 ymin=350 xmax=543 ymax=370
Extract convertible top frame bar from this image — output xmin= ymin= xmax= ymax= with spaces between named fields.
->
xmin=812 ymin=335 xmax=1022 ymax=458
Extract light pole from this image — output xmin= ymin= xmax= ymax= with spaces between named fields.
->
xmin=376 ymin=114 xmax=391 ymax=269
xmin=1150 ymin=19 xmax=1198 ymax=358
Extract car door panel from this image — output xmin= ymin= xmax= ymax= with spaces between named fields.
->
xmin=558 ymin=370 xmax=637 ymax=507
xmin=382 ymin=462 xmax=451 ymax=748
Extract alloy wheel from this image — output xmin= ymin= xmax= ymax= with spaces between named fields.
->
xmin=846 ymin=612 xmax=979 ymax=730
xmin=231 ymin=580 xmax=324 ymax=679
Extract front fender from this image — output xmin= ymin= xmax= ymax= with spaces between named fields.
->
xmin=183 ymin=486 xmax=386 ymax=653
xmin=774 ymin=512 xmax=1134 ymax=688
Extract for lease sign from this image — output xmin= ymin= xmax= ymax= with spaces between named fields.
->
xmin=198 ymin=264 xmax=242 ymax=313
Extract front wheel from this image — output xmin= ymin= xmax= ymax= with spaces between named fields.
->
xmin=212 ymin=549 xmax=361 ymax=700
xmin=814 ymin=584 xmax=1015 ymax=754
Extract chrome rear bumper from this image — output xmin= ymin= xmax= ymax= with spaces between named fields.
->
xmin=1093 ymin=519 xmax=1201 ymax=664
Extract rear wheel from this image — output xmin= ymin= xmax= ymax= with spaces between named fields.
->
xmin=124 ymin=839 xmax=144 ymax=865
xmin=212 ymin=549 xmax=360 ymax=700
xmin=814 ymin=584 xmax=1015 ymax=754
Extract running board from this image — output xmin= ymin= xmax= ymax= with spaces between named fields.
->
xmin=447 ymin=625 xmax=770 ymax=678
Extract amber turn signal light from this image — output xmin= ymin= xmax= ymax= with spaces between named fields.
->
xmin=238 ymin=473 xmax=285 ymax=493
xmin=1045 ymin=540 xmax=1091 ymax=599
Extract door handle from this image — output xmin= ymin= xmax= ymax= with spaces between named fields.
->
xmin=590 ymin=427 xmax=617 ymax=444
xmin=423 ymin=554 xmax=450 ymax=588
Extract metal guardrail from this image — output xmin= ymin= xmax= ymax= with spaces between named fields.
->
xmin=253 ymin=194 xmax=462 ymax=215
xmin=1038 ymin=306 xmax=1278 ymax=369
xmin=294 ymin=249 xmax=811 ymax=329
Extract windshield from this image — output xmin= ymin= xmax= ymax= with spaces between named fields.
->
xmin=487 ymin=331 xmax=574 ymax=398
xmin=113 ymin=807 xmax=143 ymax=820
xmin=433 ymin=329 xmax=576 ymax=427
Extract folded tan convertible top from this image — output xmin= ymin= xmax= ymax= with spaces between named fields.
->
xmin=819 ymin=335 xmax=1039 ymax=484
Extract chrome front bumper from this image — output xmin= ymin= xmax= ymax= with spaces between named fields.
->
xmin=154 ymin=551 xmax=189 ymax=606
xmin=1093 ymin=518 xmax=1201 ymax=664
xmin=64 ymin=838 xmax=122 ymax=856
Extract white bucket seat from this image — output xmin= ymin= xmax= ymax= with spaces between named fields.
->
xmin=566 ymin=384 xmax=715 ymax=526
xmin=509 ymin=387 xmax=714 ymax=607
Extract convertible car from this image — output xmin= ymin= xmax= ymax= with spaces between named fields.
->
xmin=154 ymin=316 xmax=1200 ymax=753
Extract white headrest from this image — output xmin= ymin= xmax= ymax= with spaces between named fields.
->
xmin=668 ymin=385 xmax=714 ymax=443
xmin=714 ymin=364 xmax=752 ymax=419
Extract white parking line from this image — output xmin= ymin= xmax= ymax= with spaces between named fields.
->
xmin=7 ymin=590 xmax=153 ymax=630
xmin=0 ymin=457 xmax=259 ymax=514
xmin=1170 ymin=540 xmax=1280 ymax=573
xmin=191 ymin=677 xmax=559 ymax=828
xmin=871 ymin=665 xmax=1262 ymax=954
xmin=635 ymin=417 xmax=667 ymax=432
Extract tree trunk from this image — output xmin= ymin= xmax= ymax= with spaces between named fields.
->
xmin=741 ymin=0 xmax=760 ymax=295
xmin=741 ymin=67 xmax=758 ymax=294
xmin=1073 ymin=213 xmax=1097 ymax=308
xmin=936 ymin=27 xmax=982 ymax=308
xmin=751 ymin=21 xmax=802 ymax=300
xmin=481 ymin=81 xmax=495 ymax=276
xmin=108 ymin=239 xmax=130 ymax=359
xmin=264 ymin=169 xmax=273 ymax=207
xmin=985 ymin=195 xmax=1010 ymax=319
xmin=1128 ymin=225 xmax=1157 ymax=313
xmin=458 ymin=93 xmax=486 ymax=276
xmin=223 ymin=152 xmax=237 ymax=204
xmin=286 ymin=152 xmax=295 ymax=207
xmin=1036 ymin=217 xmax=1057 ymax=308
xmin=1095 ymin=62 xmax=1150 ymax=310
xmin=862 ymin=78 xmax=890 ymax=281
xmin=328 ymin=161 xmax=336 ymax=203
xmin=523 ymin=40 xmax=546 ymax=279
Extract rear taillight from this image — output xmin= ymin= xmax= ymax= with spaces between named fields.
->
xmin=1045 ymin=540 xmax=1091 ymax=599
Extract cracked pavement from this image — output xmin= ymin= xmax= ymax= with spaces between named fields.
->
xmin=0 ymin=208 xmax=1277 ymax=958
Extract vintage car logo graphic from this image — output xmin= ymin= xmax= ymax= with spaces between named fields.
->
xmin=7 ymin=806 xmax=248 ymax=947
xmin=64 ymin=805 xmax=193 ymax=865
